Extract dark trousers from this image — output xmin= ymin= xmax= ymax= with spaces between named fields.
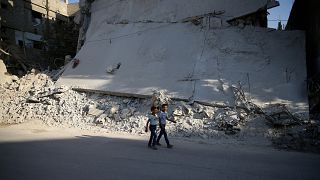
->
xmin=157 ymin=124 xmax=170 ymax=145
xmin=148 ymin=125 xmax=157 ymax=146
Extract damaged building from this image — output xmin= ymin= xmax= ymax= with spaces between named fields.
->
xmin=57 ymin=0 xmax=309 ymax=118
xmin=286 ymin=0 xmax=320 ymax=117
xmin=1 ymin=0 xmax=319 ymax=151
xmin=0 ymin=0 xmax=79 ymax=74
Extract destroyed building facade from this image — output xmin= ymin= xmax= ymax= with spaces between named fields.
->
xmin=0 ymin=0 xmax=79 ymax=73
xmin=1 ymin=1 xmax=318 ymax=150
xmin=58 ymin=0 xmax=308 ymax=118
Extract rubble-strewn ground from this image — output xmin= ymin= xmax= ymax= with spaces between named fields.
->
xmin=0 ymin=71 xmax=319 ymax=152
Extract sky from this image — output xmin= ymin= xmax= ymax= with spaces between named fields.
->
xmin=268 ymin=0 xmax=295 ymax=29
xmin=68 ymin=0 xmax=294 ymax=29
xmin=68 ymin=0 xmax=79 ymax=3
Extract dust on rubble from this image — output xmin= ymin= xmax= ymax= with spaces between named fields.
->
xmin=0 ymin=70 xmax=319 ymax=151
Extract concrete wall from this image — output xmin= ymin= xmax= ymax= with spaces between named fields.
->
xmin=28 ymin=0 xmax=68 ymax=17
xmin=67 ymin=2 xmax=80 ymax=16
xmin=58 ymin=0 xmax=308 ymax=115
xmin=1 ymin=0 xmax=40 ymax=44
xmin=1 ymin=0 xmax=78 ymax=45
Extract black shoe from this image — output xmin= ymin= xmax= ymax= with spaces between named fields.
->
xmin=156 ymin=142 xmax=161 ymax=146
xmin=167 ymin=144 xmax=173 ymax=148
xmin=151 ymin=146 xmax=158 ymax=150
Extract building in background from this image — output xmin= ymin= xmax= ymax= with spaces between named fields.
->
xmin=0 ymin=0 xmax=79 ymax=73
xmin=286 ymin=0 xmax=320 ymax=116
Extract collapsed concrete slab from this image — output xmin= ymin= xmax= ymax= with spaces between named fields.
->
xmin=84 ymin=0 xmax=270 ymax=24
xmin=57 ymin=0 xmax=308 ymax=115
xmin=0 ymin=59 xmax=14 ymax=85
xmin=192 ymin=28 xmax=307 ymax=113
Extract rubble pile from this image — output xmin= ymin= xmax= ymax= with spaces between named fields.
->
xmin=0 ymin=59 xmax=13 ymax=85
xmin=0 ymin=71 xmax=89 ymax=127
xmin=0 ymin=71 xmax=249 ymax=136
xmin=263 ymin=104 xmax=320 ymax=152
xmin=1 ymin=71 xmax=317 ymax=146
xmin=271 ymin=121 xmax=320 ymax=153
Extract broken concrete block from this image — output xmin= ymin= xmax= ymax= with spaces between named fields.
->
xmin=26 ymin=97 xmax=41 ymax=103
xmin=87 ymin=105 xmax=104 ymax=116
xmin=0 ymin=60 xmax=13 ymax=85
xmin=202 ymin=107 xmax=215 ymax=119
xmin=193 ymin=103 xmax=204 ymax=113
xmin=106 ymin=63 xmax=121 ymax=74
xmin=173 ymin=106 xmax=184 ymax=116
xmin=120 ymin=108 xmax=131 ymax=119
xmin=113 ymin=113 xmax=122 ymax=121
xmin=122 ymin=99 xmax=130 ymax=104
xmin=11 ymin=75 xmax=19 ymax=82
xmin=182 ymin=103 xmax=193 ymax=115
xmin=110 ymin=105 xmax=120 ymax=114
xmin=95 ymin=113 xmax=108 ymax=124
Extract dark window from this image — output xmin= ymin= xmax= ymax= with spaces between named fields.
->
xmin=32 ymin=10 xmax=42 ymax=25
xmin=1 ymin=27 xmax=6 ymax=33
xmin=18 ymin=40 xmax=23 ymax=48
xmin=56 ymin=19 xmax=64 ymax=25
xmin=33 ymin=41 xmax=42 ymax=49
xmin=32 ymin=10 xmax=42 ymax=19
xmin=1 ymin=3 xmax=8 ymax=9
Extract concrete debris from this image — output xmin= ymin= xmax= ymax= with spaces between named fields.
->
xmin=181 ymin=103 xmax=193 ymax=116
xmin=264 ymin=104 xmax=302 ymax=126
xmin=106 ymin=63 xmax=121 ymax=74
xmin=271 ymin=121 xmax=320 ymax=153
xmin=173 ymin=106 xmax=184 ymax=116
xmin=0 ymin=72 xmax=89 ymax=126
xmin=0 ymin=59 xmax=13 ymax=85
xmin=151 ymin=90 xmax=172 ymax=107
xmin=0 ymin=71 xmax=316 ymax=146
xmin=87 ymin=105 xmax=105 ymax=117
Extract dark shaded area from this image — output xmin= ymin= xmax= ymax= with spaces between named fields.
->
xmin=271 ymin=123 xmax=320 ymax=153
xmin=286 ymin=0 xmax=320 ymax=117
xmin=46 ymin=16 xmax=79 ymax=67
xmin=228 ymin=9 xmax=268 ymax=27
xmin=0 ymin=135 xmax=320 ymax=180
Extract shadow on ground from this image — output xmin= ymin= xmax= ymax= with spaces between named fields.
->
xmin=1 ymin=134 xmax=320 ymax=180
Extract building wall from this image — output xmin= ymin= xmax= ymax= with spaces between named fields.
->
xmin=1 ymin=0 xmax=78 ymax=46
xmin=286 ymin=0 xmax=320 ymax=114
xmin=287 ymin=0 xmax=320 ymax=78
xmin=28 ymin=0 xmax=68 ymax=17
xmin=67 ymin=2 xmax=80 ymax=16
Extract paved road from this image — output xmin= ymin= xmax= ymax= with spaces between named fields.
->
xmin=0 ymin=127 xmax=319 ymax=180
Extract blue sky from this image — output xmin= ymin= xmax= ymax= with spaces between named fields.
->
xmin=68 ymin=0 xmax=79 ymax=3
xmin=268 ymin=0 xmax=294 ymax=29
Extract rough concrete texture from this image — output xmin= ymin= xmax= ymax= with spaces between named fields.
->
xmin=58 ymin=0 xmax=308 ymax=115
xmin=1 ymin=72 xmax=320 ymax=152
xmin=0 ymin=73 xmax=314 ymax=141
xmin=84 ymin=0 xmax=268 ymax=24
xmin=0 ymin=59 xmax=13 ymax=85
xmin=0 ymin=72 xmax=271 ymax=138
